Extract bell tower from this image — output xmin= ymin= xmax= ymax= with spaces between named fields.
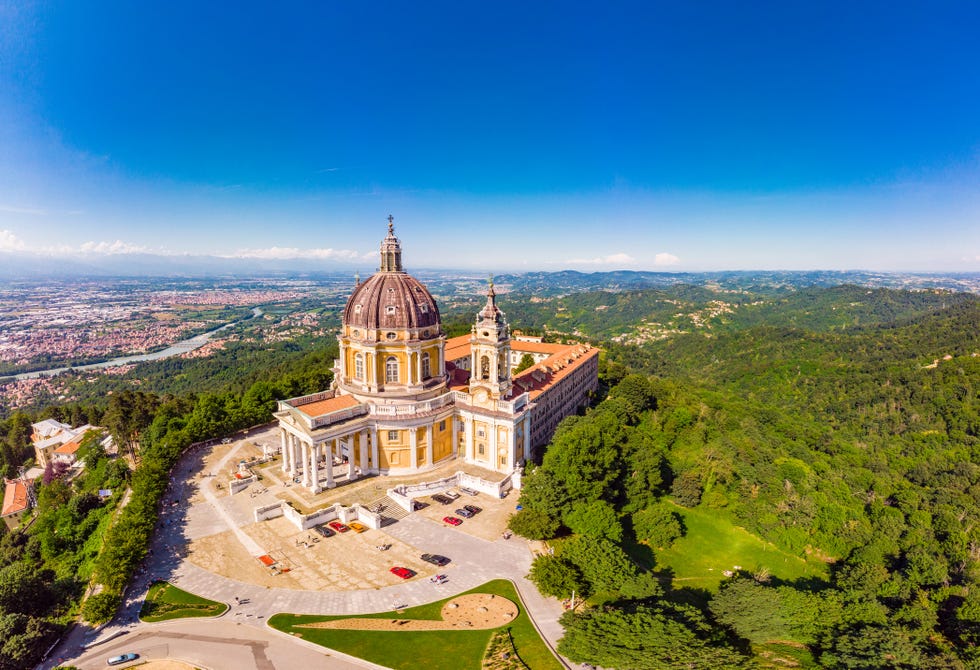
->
xmin=469 ymin=276 xmax=512 ymax=403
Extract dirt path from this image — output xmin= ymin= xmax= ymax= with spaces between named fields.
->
xmin=298 ymin=593 xmax=518 ymax=631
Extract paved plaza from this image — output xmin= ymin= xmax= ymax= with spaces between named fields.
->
xmin=45 ymin=424 xmax=568 ymax=670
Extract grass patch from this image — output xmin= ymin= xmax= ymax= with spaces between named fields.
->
xmin=268 ymin=579 xmax=561 ymax=670
xmin=653 ymin=505 xmax=828 ymax=593
xmin=139 ymin=580 xmax=228 ymax=622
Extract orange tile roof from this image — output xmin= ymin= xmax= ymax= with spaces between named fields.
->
xmin=512 ymin=345 xmax=599 ymax=400
xmin=445 ymin=334 xmax=568 ymax=361
xmin=444 ymin=335 xmax=471 ymax=361
xmin=2 ymin=479 xmax=29 ymax=518
xmin=54 ymin=440 xmax=81 ymax=455
xmin=510 ymin=341 xmax=568 ymax=355
xmin=294 ymin=394 xmax=362 ymax=418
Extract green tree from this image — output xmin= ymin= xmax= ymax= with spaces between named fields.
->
xmin=565 ymin=500 xmax=623 ymax=542
xmin=671 ymin=469 xmax=703 ymax=507
xmin=508 ymin=508 xmax=561 ymax=540
xmin=81 ymin=591 xmax=121 ymax=624
xmin=632 ymin=503 xmax=683 ymax=548
xmin=528 ymin=554 xmax=588 ymax=599
xmin=514 ymin=353 xmax=536 ymax=374
xmin=560 ymin=536 xmax=639 ymax=595
xmin=0 ymin=562 xmax=57 ymax=616
xmin=558 ymin=601 xmax=750 ymax=669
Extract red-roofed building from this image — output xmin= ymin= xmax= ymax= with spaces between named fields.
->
xmin=2 ymin=477 xmax=33 ymax=530
xmin=32 ymin=420 xmax=101 ymax=467
xmin=274 ymin=221 xmax=597 ymax=494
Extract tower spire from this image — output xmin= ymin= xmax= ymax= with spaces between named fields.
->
xmin=379 ymin=215 xmax=403 ymax=272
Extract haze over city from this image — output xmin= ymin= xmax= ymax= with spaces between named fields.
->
xmin=1 ymin=2 xmax=979 ymax=272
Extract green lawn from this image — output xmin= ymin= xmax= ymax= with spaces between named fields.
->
xmin=139 ymin=580 xmax=228 ymax=622
xmin=268 ymin=579 xmax=562 ymax=670
xmin=653 ymin=504 xmax=829 ymax=593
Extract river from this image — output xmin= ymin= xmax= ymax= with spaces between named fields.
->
xmin=10 ymin=307 xmax=264 ymax=381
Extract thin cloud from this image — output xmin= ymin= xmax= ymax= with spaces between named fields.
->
xmin=567 ymin=252 xmax=637 ymax=265
xmin=78 ymin=240 xmax=150 ymax=255
xmin=0 ymin=205 xmax=48 ymax=215
xmin=227 ymin=246 xmax=363 ymax=261
xmin=654 ymin=252 xmax=680 ymax=266
xmin=0 ymin=230 xmax=26 ymax=251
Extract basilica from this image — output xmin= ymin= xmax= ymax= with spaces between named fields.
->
xmin=274 ymin=220 xmax=598 ymax=492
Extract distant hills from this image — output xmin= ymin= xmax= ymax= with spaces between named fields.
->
xmin=0 ymin=251 xmax=977 ymax=295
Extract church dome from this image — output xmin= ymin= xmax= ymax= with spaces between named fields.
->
xmin=342 ymin=219 xmax=442 ymax=332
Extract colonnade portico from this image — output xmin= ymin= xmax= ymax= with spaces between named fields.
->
xmin=278 ymin=426 xmax=382 ymax=494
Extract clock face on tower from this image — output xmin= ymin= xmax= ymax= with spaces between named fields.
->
xmin=474 ymin=388 xmax=489 ymax=403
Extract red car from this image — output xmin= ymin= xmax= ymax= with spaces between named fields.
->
xmin=328 ymin=521 xmax=350 ymax=533
xmin=443 ymin=516 xmax=462 ymax=526
xmin=390 ymin=566 xmax=415 ymax=579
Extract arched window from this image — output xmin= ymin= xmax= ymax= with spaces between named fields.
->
xmin=480 ymin=355 xmax=490 ymax=380
xmin=421 ymin=352 xmax=431 ymax=379
xmin=354 ymin=353 xmax=364 ymax=380
xmin=385 ymin=356 xmax=399 ymax=383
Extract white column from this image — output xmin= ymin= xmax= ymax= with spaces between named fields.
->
xmin=464 ymin=419 xmax=473 ymax=461
xmin=359 ymin=429 xmax=368 ymax=475
xmin=371 ymin=427 xmax=380 ymax=473
xmin=301 ymin=441 xmax=311 ymax=487
xmin=280 ymin=430 xmax=289 ymax=472
xmin=309 ymin=442 xmax=320 ymax=493
xmin=415 ymin=351 xmax=422 ymax=384
xmin=346 ymin=437 xmax=356 ymax=479
xmin=409 ymin=429 xmax=418 ymax=469
xmin=425 ymin=424 xmax=434 ymax=466
xmin=325 ymin=441 xmax=334 ymax=488
xmin=289 ymin=435 xmax=299 ymax=477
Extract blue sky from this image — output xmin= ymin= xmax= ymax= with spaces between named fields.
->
xmin=1 ymin=1 xmax=978 ymax=272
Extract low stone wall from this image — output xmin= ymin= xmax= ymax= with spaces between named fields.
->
xmin=254 ymin=502 xmax=283 ymax=522
xmin=388 ymin=469 xmax=519 ymax=509
xmin=253 ymin=501 xmax=382 ymax=530
xmin=229 ymin=474 xmax=256 ymax=494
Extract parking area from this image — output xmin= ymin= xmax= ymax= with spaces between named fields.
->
xmin=177 ymin=424 xmax=521 ymax=592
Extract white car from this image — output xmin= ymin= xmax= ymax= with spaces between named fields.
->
xmin=107 ymin=653 xmax=139 ymax=666
xmin=430 ymin=574 xmax=449 ymax=584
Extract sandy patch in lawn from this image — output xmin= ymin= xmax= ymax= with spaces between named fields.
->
xmin=298 ymin=593 xmax=518 ymax=631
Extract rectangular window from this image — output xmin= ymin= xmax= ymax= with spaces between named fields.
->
xmin=391 ymin=452 xmax=399 ymax=464
xmin=439 ymin=420 xmax=446 ymax=431
xmin=388 ymin=430 xmax=398 ymax=442
xmin=477 ymin=428 xmax=485 ymax=438
xmin=478 ymin=444 xmax=485 ymax=455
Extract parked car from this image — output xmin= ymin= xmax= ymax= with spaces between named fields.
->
xmin=421 ymin=553 xmax=450 ymax=566
xmin=443 ymin=516 xmax=462 ymax=526
xmin=328 ymin=521 xmax=350 ymax=533
xmin=444 ymin=490 xmax=460 ymax=500
xmin=390 ymin=566 xmax=415 ymax=579
xmin=430 ymin=574 xmax=449 ymax=584
xmin=348 ymin=521 xmax=368 ymax=533
xmin=314 ymin=525 xmax=335 ymax=538
xmin=455 ymin=507 xmax=475 ymax=518
xmin=431 ymin=494 xmax=453 ymax=505
xmin=463 ymin=504 xmax=483 ymax=514
xmin=107 ymin=653 xmax=139 ymax=666
xmin=459 ymin=487 xmax=478 ymax=496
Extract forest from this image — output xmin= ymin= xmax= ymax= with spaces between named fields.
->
xmin=510 ymin=289 xmax=980 ymax=668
